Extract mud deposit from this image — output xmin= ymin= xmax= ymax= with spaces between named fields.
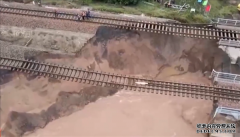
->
xmin=2 ymin=86 xmax=118 ymax=137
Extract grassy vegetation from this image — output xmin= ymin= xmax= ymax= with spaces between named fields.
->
xmin=41 ymin=0 xmax=238 ymax=23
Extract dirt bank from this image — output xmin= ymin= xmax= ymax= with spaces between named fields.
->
xmin=0 ymin=25 xmax=94 ymax=54
xmin=73 ymin=26 xmax=238 ymax=80
xmin=2 ymin=86 xmax=118 ymax=137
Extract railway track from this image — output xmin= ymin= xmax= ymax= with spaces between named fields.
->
xmin=1 ymin=56 xmax=240 ymax=102
xmin=1 ymin=6 xmax=240 ymax=40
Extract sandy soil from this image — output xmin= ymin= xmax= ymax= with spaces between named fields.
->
xmin=0 ymin=14 xmax=99 ymax=34
xmin=0 ymin=25 xmax=94 ymax=54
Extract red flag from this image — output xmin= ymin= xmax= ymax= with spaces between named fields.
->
xmin=205 ymin=4 xmax=211 ymax=12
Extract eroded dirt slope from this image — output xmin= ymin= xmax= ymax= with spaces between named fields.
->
xmin=2 ymin=86 xmax=118 ymax=137
xmin=74 ymin=26 xmax=237 ymax=80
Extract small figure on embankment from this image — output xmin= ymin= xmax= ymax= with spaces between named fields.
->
xmin=54 ymin=9 xmax=58 ymax=18
xmin=79 ymin=9 xmax=91 ymax=21
xmin=82 ymin=11 xmax=86 ymax=20
xmin=86 ymin=8 xmax=91 ymax=19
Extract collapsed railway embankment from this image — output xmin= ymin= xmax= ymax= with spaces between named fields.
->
xmin=79 ymin=26 xmax=240 ymax=77
xmin=1 ymin=25 xmax=240 ymax=136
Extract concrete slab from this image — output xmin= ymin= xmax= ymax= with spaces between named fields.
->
xmin=217 ymin=25 xmax=240 ymax=32
xmin=219 ymin=46 xmax=240 ymax=65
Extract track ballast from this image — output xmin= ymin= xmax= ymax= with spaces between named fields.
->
xmin=0 ymin=6 xmax=240 ymax=40
xmin=0 ymin=56 xmax=240 ymax=102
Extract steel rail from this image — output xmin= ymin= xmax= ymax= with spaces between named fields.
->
xmin=1 ymin=6 xmax=240 ymax=40
xmin=0 ymin=56 xmax=240 ymax=102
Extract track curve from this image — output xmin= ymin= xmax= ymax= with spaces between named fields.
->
xmin=1 ymin=6 xmax=240 ymax=40
xmin=0 ymin=56 xmax=240 ymax=102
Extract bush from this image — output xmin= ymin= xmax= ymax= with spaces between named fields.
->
xmin=73 ymin=0 xmax=92 ymax=5
xmin=93 ymin=5 xmax=124 ymax=13
xmin=51 ymin=1 xmax=57 ymax=5
xmin=186 ymin=14 xmax=208 ymax=23
xmin=66 ymin=3 xmax=77 ymax=8
xmin=143 ymin=0 xmax=153 ymax=2
xmin=82 ymin=0 xmax=92 ymax=5
xmin=94 ymin=0 xmax=140 ymax=5
xmin=23 ymin=0 xmax=32 ymax=3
